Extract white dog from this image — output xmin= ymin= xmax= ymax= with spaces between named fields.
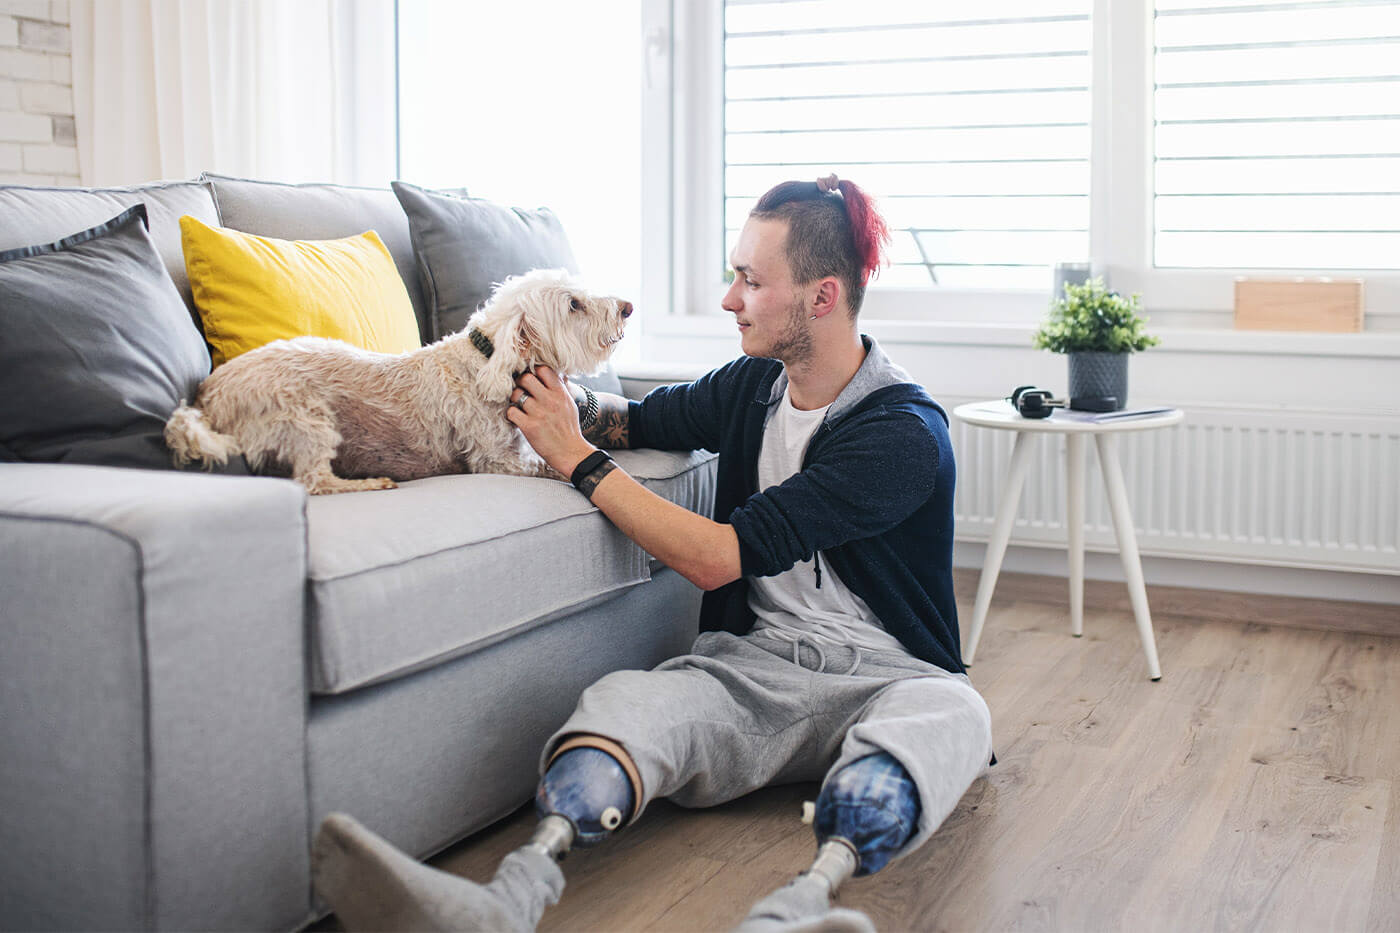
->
xmin=165 ymin=268 xmax=631 ymax=494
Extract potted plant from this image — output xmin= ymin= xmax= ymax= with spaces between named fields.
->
xmin=1032 ymin=277 xmax=1159 ymax=410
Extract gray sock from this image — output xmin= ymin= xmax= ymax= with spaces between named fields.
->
xmin=312 ymin=812 xmax=565 ymax=933
xmin=732 ymin=874 xmax=877 ymax=933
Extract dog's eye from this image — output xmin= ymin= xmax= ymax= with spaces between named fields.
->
xmin=569 ymin=296 xmax=584 ymax=312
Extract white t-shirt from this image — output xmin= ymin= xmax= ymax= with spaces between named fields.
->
xmin=747 ymin=387 xmax=908 ymax=654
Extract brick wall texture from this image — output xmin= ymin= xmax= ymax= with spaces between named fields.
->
xmin=1 ymin=0 xmax=78 ymax=186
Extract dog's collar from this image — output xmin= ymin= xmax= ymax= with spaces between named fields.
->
xmin=467 ymin=326 xmax=494 ymax=359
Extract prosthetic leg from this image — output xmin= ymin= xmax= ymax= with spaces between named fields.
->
xmin=312 ymin=737 xmax=640 ymax=933
xmin=528 ymin=735 xmax=641 ymax=859
xmin=734 ymin=751 xmax=921 ymax=933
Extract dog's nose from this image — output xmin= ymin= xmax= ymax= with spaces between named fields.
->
xmin=619 ymin=300 xmax=633 ymax=318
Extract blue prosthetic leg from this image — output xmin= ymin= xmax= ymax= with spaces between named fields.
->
xmin=736 ymin=753 xmax=919 ymax=930
xmin=533 ymin=746 xmax=636 ymax=850
xmin=813 ymin=751 xmax=921 ymax=878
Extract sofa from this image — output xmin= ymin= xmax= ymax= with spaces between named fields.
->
xmin=0 ymin=175 xmax=717 ymax=931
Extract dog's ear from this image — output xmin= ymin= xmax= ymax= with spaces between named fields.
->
xmin=515 ymin=315 xmax=539 ymax=364
xmin=476 ymin=310 xmax=536 ymax=401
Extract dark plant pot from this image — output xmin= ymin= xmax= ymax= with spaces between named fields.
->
xmin=1068 ymin=351 xmax=1128 ymax=410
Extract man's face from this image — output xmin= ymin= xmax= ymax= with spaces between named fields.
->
xmin=721 ymin=218 xmax=813 ymax=364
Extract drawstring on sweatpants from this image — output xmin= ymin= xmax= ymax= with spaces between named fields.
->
xmin=755 ymin=630 xmax=863 ymax=675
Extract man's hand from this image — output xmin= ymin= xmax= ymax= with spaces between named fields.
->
xmin=507 ymin=366 xmax=597 ymax=479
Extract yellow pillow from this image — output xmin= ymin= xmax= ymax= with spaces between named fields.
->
xmin=180 ymin=215 xmax=422 ymax=367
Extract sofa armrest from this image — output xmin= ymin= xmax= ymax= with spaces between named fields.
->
xmin=614 ymin=361 xmax=713 ymax=400
xmin=0 ymin=464 xmax=310 ymax=931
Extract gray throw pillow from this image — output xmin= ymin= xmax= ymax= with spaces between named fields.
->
xmin=0 ymin=178 xmax=219 ymax=321
xmin=0 ymin=204 xmax=243 ymax=472
xmin=391 ymin=181 xmax=581 ymax=341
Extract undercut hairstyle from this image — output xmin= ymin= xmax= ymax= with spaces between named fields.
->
xmin=749 ymin=178 xmax=892 ymax=316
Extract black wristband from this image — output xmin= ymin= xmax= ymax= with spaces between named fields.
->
xmin=570 ymin=450 xmax=613 ymax=490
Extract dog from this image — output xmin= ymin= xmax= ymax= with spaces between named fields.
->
xmin=165 ymin=268 xmax=632 ymax=494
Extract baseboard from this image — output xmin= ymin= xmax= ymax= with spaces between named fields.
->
xmin=954 ymin=540 xmax=1400 ymax=605
xmin=952 ymin=566 xmax=1400 ymax=639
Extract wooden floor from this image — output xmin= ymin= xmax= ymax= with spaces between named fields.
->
xmin=385 ymin=580 xmax=1399 ymax=932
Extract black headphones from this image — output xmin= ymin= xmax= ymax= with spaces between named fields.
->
xmin=1008 ymin=386 xmax=1064 ymax=419
xmin=1008 ymin=385 xmax=1118 ymax=419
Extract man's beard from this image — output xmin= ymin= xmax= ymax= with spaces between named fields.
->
xmin=764 ymin=294 xmax=814 ymax=365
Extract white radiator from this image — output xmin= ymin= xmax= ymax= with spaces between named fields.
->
xmin=947 ymin=398 xmax=1400 ymax=575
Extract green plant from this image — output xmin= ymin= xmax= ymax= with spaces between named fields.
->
xmin=1032 ymin=277 xmax=1160 ymax=354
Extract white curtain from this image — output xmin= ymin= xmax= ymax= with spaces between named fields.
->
xmin=71 ymin=0 xmax=396 ymax=187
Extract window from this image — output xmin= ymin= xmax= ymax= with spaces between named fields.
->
xmin=724 ymin=1 xmax=1093 ymax=290
xmin=1153 ymin=0 xmax=1400 ymax=271
xmin=656 ymin=0 xmax=1400 ymax=319
xmin=396 ymin=1 xmax=642 ymax=305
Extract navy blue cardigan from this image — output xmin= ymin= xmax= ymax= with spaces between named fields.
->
xmin=629 ymin=352 xmax=964 ymax=675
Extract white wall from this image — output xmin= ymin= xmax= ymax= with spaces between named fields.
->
xmin=0 ymin=0 xmax=78 ymax=186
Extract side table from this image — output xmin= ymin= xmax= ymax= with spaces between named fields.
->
xmin=952 ymin=401 xmax=1185 ymax=680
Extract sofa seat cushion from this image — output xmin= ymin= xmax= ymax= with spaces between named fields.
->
xmin=306 ymin=447 xmax=716 ymax=695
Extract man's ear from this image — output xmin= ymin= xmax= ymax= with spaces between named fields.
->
xmin=810 ymin=276 xmax=842 ymax=319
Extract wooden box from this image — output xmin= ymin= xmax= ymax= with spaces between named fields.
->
xmin=1233 ymin=278 xmax=1364 ymax=332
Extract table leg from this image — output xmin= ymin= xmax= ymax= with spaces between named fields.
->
xmin=965 ymin=431 xmax=1035 ymax=665
xmin=1094 ymin=434 xmax=1163 ymax=681
xmin=1066 ymin=433 xmax=1086 ymax=638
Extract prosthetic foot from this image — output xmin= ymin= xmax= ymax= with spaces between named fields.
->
xmin=313 ymin=741 xmax=638 ymax=932
xmin=733 ymin=752 xmax=921 ymax=933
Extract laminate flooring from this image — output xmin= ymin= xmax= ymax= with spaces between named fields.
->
xmin=335 ymin=589 xmax=1400 ymax=932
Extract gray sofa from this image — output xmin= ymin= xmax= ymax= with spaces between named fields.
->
xmin=0 ymin=176 xmax=716 ymax=931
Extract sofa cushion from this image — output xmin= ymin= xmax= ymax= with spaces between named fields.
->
xmin=305 ymin=447 xmax=717 ymax=694
xmin=180 ymin=216 xmax=422 ymax=367
xmin=0 ymin=179 xmax=218 ymax=318
xmin=0 ymin=205 xmax=221 ymax=470
xmin=202 ymin=174 xmax=465 ymax=347
xmin=391 ymin=181 xmax=580 ymax=341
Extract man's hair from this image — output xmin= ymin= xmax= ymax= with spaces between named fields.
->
xmin=749 ymin=177 xmax=891 ymax=316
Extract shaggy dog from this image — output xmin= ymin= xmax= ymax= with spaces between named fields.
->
xmin=165 ymin=268 xmax=631 ymax=494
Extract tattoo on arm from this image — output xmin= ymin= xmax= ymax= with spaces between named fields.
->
xmin=581 ymin=394 xmax=630 ymax=449
xmin=577 ymin=459 xmax=618 ymax=499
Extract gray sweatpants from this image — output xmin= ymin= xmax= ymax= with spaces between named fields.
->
xmin=541 ymin=629 xmax=994 ymax=866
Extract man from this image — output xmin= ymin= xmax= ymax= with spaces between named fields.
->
xmin=312 ymin=176 xmax=994 ymax=932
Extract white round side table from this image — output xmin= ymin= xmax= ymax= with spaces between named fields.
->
xmin=952 ymin=401 xmax=1186 ymax=680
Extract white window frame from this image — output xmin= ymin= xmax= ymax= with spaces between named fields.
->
xmin=640 ymin=0 xmax=1400 ymax=327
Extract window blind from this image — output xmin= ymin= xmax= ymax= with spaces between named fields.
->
xmin=723 ymin=0 xmax=1093 ymax=289
xmin=1154 ymin=0 xmax=1400 ymax=270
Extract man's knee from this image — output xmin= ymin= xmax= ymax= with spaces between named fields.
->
xmin=535 ymin=736 xmax=642 ymax=847
xmin=813 ymin=752 xmax=920 ymax=876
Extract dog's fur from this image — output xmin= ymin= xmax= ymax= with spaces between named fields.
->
xmin=165 ymin=268 xmax=630 ymax=494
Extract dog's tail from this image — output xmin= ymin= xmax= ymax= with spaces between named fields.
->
xmin=164 ymin=402 xmax=240 ymax=468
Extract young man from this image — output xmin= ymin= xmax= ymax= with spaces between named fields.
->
xmin=312 ymin=177 xmax=994 ymax=933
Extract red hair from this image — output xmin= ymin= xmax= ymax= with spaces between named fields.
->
xmin=834 ymin=179 xmax=891 ymax=287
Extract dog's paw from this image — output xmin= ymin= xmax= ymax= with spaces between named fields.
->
xmin=300 ymin=473 xmax=399 ymax=495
